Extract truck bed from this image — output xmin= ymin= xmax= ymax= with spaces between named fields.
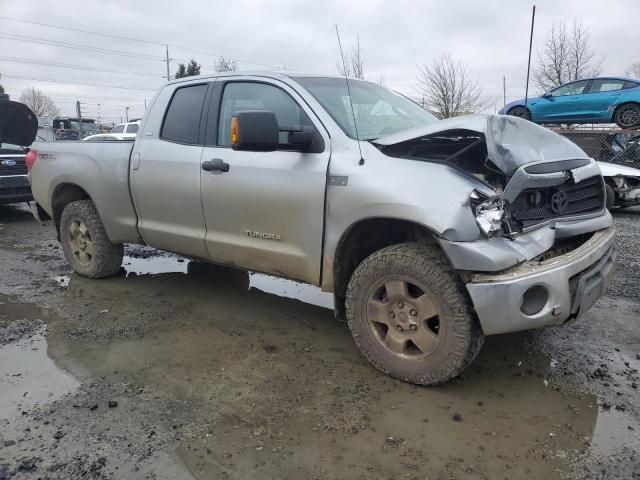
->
xmin=30 ymin=140 xmax=140 ymax=244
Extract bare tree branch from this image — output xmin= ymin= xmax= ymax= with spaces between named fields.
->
xmin=626 ymin=62 xmax=640 ymax=80
xmin=215 ymin=56 xmax=238 ymax=72
xmin=19 ymin=88 xmax=60 ymax=117
xmin=534 ymin=19 xmax=602 ymax=92
xmin=337 ymin=35 xmax=365 ymax=80
xmin=415 ymin=53 xmax=491 ymax=119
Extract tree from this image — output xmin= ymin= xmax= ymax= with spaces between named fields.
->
xmin=19 ymin=88 xmax=60 ymax=117
xmin=626 ymin=62 xmax=640 ymax=80
xmin=336 ymin=35 xmax=365 ymax=80
xmin=0 ymin=83 xmax=4 ymax=95
xmin=415 ymin=53 xmax=490 ymax=119
xmin=175 ymin=63 xmax=187 ymax=79
xmin=175 ymin=59 xmax=201 ymax=78
xmin=534 ymin=20 xmax=602 ymax=92
xmin=215 ymin=56 xmax=238 ymax=72
xmin=186 ymin=59 xmax=201 ymax=76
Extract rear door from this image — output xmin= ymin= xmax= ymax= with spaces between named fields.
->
xmin=581 ymin=78 xmax=627 ymax=121
xmin=199 ymin=77 xmax=330 ymax=284
xmin=535 ymin=80 xmax=590 ymax=122
xmin=130 ymin=82 xmax=211 ymax=258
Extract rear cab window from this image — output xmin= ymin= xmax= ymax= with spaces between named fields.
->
xmin=126 ymin=124 xmax=139 ymax=134
xmin=161 ymin=84 xmax=208 ymax=144
xmin=588 ymin=79 xmax=626 ymax=93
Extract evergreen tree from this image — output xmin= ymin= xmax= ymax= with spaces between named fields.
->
xmin=186 ymin=59 xmax=201 ymax=76
xmin=175 ymin=63 xmax=187 ymax=79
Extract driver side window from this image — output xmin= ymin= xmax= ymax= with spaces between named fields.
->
xmin=550 ymin=80 xmax=589 ymax=97
xmin=217 ymin=82 xmax=311 ymax=149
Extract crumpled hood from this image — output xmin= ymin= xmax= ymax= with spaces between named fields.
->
xmin=0 ymin=100 xmax=38 ymax=147
xmin=373 ymin=114 xmax=589 ymax=176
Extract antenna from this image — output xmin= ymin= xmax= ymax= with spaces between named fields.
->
xmin=335 ymin=25 xmax=365 ymax=166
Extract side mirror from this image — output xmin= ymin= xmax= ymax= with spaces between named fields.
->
xmin=542 ymin=92 xmax=552 ymax=98
xmin=231 ymin=110 xmax=279 ymax=152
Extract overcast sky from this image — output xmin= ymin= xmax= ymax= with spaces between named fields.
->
xmin=1 ymin=0 xmax=638 ymax=124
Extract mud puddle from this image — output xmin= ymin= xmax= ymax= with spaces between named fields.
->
xmin=31 ymin=256 xmax=637 ymax=479
xmin=0 ymin=295 xmax=79 ymax=421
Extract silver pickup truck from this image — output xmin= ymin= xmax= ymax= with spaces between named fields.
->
xmin=13 ymin=72 xmax=618 ymax=385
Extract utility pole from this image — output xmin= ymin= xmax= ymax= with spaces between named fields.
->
xmin=503 ymin=76 xmax=506 ymax=108
xmin=125 ymin=107 xmax=129 ymax=123
xmin=144 ymin=98 xmax=147 ymax=110
xmin=165 ymin=44 xmax=170 ymax=81
xmin=76 ymin=101 xmax=84 ymax=139
xmin=524 ymin=5 xmax=536 ymax=109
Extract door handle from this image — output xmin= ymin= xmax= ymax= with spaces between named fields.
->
xmin=202 ymin=158 xmax=229 ymax=173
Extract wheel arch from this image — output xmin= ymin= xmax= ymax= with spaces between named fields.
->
xmin=331 ymin=217 xmax=442 ymax=319
xmin=51 ymin=182 xmax=93 ymax=240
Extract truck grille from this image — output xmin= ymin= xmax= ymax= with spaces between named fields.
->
xmin=510 ymin=175 xmax=604 ymax=228
xmin=0 ymin=155 xmax=28 ymax=175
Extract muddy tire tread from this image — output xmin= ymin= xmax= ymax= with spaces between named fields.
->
xmin=345 ymin=242 xmax=484 ymax=385
xmin=60 ymin=200 xmax=123 ymax=278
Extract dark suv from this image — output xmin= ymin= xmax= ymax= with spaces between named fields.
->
xmin=0 ymin=99 xmax=35 ymax=204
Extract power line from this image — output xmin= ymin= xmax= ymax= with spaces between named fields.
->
xmin=0 ymin=15 xmax=281 ymax=69
xmin=0 ymin=15 xmax=163 ymax=46
xmin=2 ymin=74 xmax=157 ymax=91
xmin=0 ymin=56 xmax=164 ymax=77
xmin=0 ymin=33 xmax=164 ymax=61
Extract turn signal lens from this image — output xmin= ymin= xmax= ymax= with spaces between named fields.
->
xmin=25 ymin=149 xmax=38 ymax=171
xmin=230 ymin=117 xmax=238 ymax=145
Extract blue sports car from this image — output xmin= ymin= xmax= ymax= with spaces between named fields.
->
xmin=499 ymin=77 xmax=640 ymax=129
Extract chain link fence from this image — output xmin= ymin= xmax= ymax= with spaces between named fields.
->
xmin=551 ymin=128 xmax=640 ymax=168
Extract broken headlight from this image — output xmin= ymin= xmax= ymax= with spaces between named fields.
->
xmin=471 ymin=190 xmax=506 ymax=237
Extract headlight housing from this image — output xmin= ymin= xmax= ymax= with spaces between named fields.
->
xmin=471 ymin=190 xmax=506 ymax=237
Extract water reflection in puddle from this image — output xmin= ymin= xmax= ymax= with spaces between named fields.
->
xmin=0 ymin=328 xmax=79 ymax=421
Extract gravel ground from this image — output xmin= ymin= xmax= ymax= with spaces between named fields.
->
xmin=0 ymin=203 xmax=639 ymax=480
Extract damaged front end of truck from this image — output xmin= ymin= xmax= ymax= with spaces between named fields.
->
xmin=374 ymin=114 xmax=616 ymax=335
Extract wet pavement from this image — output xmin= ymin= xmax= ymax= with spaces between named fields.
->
xmin=0 ymin=203 xmax=639 ymax=479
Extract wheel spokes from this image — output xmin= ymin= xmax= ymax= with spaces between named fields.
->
xmin=384 ymin=328 xmax=406 ymax=354
xmin=367 ymin=298 xmax=390 ymax=326
xmin=384 ymin=280 xmax=408 ymax=299
xmin=410 ymin=326 xmax=439 ymax=355
xmin=415 ymin=293 xmax=438 ymax=320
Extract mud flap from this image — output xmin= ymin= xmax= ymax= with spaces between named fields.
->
xmin=29 ymin=201 xmax=51 ymax=224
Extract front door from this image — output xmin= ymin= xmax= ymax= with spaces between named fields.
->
xmin=130 ymin=82 xmax=210 ymax=259
xmin=535 ymin=79 xmax=590 ymax=122
xmin=199 ymin=78 xmax=330 ymax=284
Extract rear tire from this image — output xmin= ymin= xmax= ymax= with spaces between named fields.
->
xmin=345 ymin=242 xmax=484 ymax=385
xmin=614 ymin=103 xmax=640 ymax=129
xmin=507 ymin=106 xmax=531 ymax=121
xmin=60 ymin=200 xmax=123 ymax=278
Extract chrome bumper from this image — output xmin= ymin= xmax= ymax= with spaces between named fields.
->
xmin=466 ymin=227 xmax=616 ymax=335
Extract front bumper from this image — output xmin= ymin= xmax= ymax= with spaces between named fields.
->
xmin=466 ymin=227 xmax=616 ymax=335
xmin=0 ymin=175 xmax=32 ymax=204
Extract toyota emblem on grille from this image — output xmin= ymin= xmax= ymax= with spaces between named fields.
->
xmin=550 ymin=191 xmax=569 ymax=214
xmin=1 ymin=159 xmax=17 ymax=166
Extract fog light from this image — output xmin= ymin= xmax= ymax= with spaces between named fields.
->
xmin=520 ymin=286 xmax=548 ymax=316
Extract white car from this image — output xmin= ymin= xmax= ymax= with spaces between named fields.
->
xmin=82 ymin=133 xmax=128 ymax=142
xmin=597 ymin=161 xmax=640 ymax=209
xmin=109 ymin=121 xmax=140 ymax=138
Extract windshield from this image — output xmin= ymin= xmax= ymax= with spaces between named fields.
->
xmin=294 ymin=77 xmax=437 ymax=140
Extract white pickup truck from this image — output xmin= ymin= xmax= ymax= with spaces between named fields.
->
xmin=9 ymin=72 xmax=618 ymax=385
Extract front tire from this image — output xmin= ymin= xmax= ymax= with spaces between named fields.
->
xmin=345 ymin=243 xmax=484 ymax=385
xmin=614 ymin=103 xmax=640 ymax=129
xmin=507 ymin=106 xmax=531 ymax=121
xmin=60 ymin=200 xmax=123 ymax=278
